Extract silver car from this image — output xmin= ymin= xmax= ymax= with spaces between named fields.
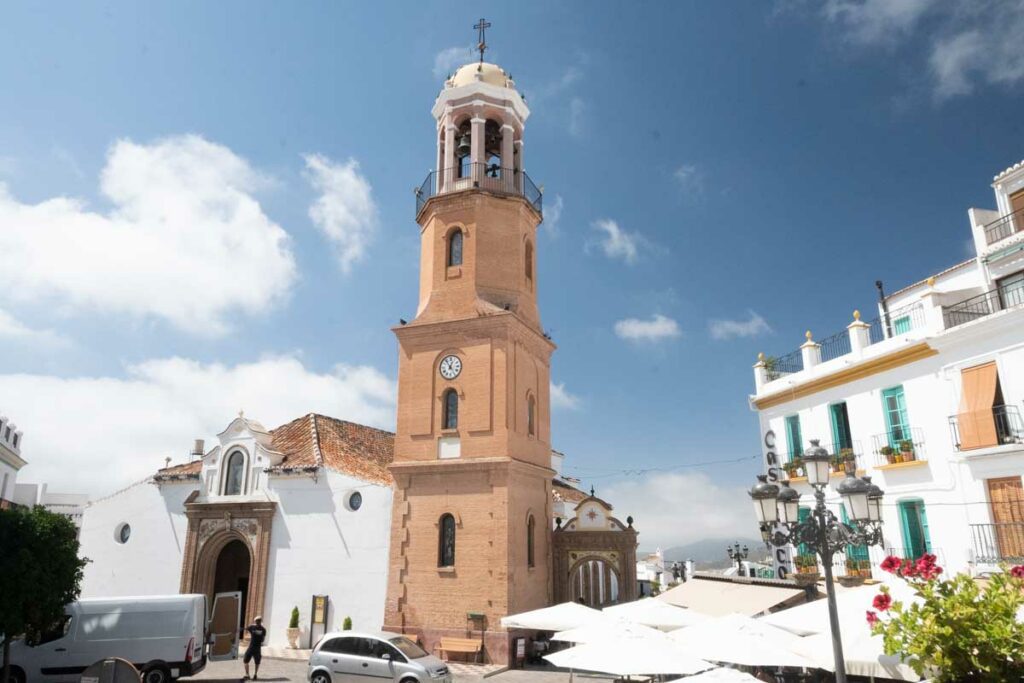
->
xmin=307 ymin=631 xmax=452 ymax=683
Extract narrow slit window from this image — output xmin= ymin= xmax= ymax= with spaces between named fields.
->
xmin=448 ymin=230 xmax=463 ymax=267
xmin=443 ymin=389 xmax=459 ymax=430
xmin=439 ymin=513 xmax=456 ymax=567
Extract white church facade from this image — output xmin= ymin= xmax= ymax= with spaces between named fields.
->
xmin=80 ymin=413 xmax=397 ymax=648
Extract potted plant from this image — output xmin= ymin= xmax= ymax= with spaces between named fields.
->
xmin=880 ymin=445 xmax=895 ymax=465
xmin=787 ymin=457 xmax=804 ymax=478
xmin=287 ymin=606 xmax=301 ymax=649
xmin=858 ymin=558 xmax=874 ymax=578
xmin=343 ymin=616 xmax=352 ymax=631
xmin=899 ymin=439 xmax=915 ymax=462
xmin=840 ymin=559 xmax=866 ymax=587
xmin=830 ymin=453 xmax=845 ymax=474
xmin=793 ymin=554 xmax=820 ymax=585
xmin=838 ymin=447 xmax=855 ymax=472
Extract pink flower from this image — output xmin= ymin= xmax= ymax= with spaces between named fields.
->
xmin=915 ymin=553 xmax=937 ymax=573
xmin=880 ymin=555 xmax=902 ymax=573
xmin=866 ymin=610 xmax=879 ymax=627
xmin=901 ymin=559 xmax=918 ymax=578
xmin=1011 ymin=565 xmax=1024 ymax=579
xmin=873 ymin=592 xmax=893 ymax=611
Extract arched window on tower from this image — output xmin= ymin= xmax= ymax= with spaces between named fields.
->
xmin=527 ymin=514 xmax=536 ymax=568
xmin=448 ymin=229 xmax=463 ymax=267
xmin=439 ymin=513 xmax=456 ymax=567
xmin=224 ymin=450 xmax=244 ymax=495
xmin=443 ymin=389 xmax=459 ymax=430
xmin=525 ymin=241 xmax=534 ymax=285
xmin=527 ymin=394 xmax=536 ymax=437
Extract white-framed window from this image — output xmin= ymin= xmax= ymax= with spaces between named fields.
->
xmin=223 ymin=450 xmax=246 ymax=495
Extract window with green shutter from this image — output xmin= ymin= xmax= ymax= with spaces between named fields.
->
xmin=797 ymin=506 xmax=812 ymax=556
xmin=882 ymin=386 xmax=910 ymax=449
xmin=841 ymin=506 xmax=870 ymax=562
xmin=829 ymin=402 xmax=853 ymax=451
xmin=897 ymin=499 xmax=931 ymax=559
xmin=785 ymin=415 xmax=803 ymax=462
xmin=893 ymin=315 xmax=912 ymax=335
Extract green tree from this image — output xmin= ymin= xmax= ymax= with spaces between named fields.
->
xmin=0 ymin=506 xmax=88 ymax=683
xmin=288 ymin=607 xmax=299 ymax=629
xmin=342 ymin=617 xmax=352 ymax=631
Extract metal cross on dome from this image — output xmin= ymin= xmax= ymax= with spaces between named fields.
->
xmin=474 ymin=18 xmax=491 ymax=64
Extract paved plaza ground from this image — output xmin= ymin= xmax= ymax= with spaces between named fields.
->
xmin=184 ymin=657 xmax=613 ymax=683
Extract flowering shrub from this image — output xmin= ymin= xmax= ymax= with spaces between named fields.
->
xmin=868 ymin=554 xmax=1024 ymax=681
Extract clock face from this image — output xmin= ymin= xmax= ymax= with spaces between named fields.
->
xmin=439 ymin=355 xmax=462 ymax=380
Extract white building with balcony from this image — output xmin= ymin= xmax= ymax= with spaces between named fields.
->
xmin=0 ymin=414 xmax=26 ymax=509
xmin=751 ymin=159 xmax=1024 ymax=579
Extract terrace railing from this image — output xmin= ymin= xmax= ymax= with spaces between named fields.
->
xmin=943 ymin=284 xmax=1024 ymax=329
xmin=871 ymin=426 xmax=926 ymax=467
xmin=983 ymin=206 xmax=1024 ymax=246
xmin=415 ymin=163 xmax=542 ymax=217
xmin=948 ymin=405 xmax=1024 ymax=450
xmin=763 ymin=348 xmax=804 ymax=381
xmin=971 ymin=523 xmax=1024 ymax=564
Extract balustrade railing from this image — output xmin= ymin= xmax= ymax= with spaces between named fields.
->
xmin=415 ymin=163 xmax=542 ymax=217
xmin=948 ymin=405 xmax=1024 ymax=450
xmin=943 ymin=284 xmax=1024 ymax=329
xmin=971 ymin=523 xmax=1024 ymax=564
xmin=871 ymin=426 xmax=926 ymax=467
xmin=983 ymin=206 xmax=1024 ymax=246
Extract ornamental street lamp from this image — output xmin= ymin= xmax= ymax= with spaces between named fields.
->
xmin=726 ymin=542 xmax=750 ymax=576
xmin=749 ymin=439 xmax=885 ymax=683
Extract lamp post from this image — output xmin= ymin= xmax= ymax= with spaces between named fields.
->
xmin=749 ymin=439 xmax=885 ymax=683
xmin=726 ymin=542 xmax=749 ymax=576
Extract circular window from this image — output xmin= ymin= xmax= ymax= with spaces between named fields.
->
xmin=115 ymin=523 xmax=131 ymax=544
xmin=346 ymin=491 xmax=363 ymax=512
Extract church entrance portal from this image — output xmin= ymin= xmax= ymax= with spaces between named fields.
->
xmin=214 ymin=539 xmax=251 ymax=635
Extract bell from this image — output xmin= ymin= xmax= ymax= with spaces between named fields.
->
xmin=456 ymin=133 xmax=471 ymax=158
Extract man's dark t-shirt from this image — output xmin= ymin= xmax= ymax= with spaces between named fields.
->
xmin=246 ymin=625 xmax=266 ymax=648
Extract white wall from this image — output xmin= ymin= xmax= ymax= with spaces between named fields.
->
xmin=0 ymin=460 xmax=17 ymax=500
xmin=262 ymin=470 xmax=393 ymax=648
xmin=79 ymin=479 xmax=197 ymax=597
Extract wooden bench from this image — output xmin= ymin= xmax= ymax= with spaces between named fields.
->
xmin=438 ymin=637 xmax=483 ymax=663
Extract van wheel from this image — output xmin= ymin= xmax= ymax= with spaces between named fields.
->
xmin=8 ymin=667 xmax=26 ymax=683
xmin=142 ymin=664 xmax=171 ymax=683
xmin=310 ymin=672 xmax=331 ymax=683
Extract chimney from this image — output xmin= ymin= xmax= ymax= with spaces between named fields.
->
xmin=191 ymin=439 xmax=205 ymax=461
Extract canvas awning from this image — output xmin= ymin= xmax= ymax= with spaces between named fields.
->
xmin=603 ymin=597 xmax=708 ymax=630
xmin=658 ymin=578 xmax=805 ymax=617
xmin=667 ymin=669 xmax=760 ymax=683
xmin=500 ymin=601 xmax=605 ymax=631
xmin=668 ymin=613 xmax=823 ymax=669
xmin=545 ymin=639 xmax=712 ymax=676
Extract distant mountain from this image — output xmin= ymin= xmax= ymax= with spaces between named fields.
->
xmin=650 ymin=538 xmax=768 ymax=566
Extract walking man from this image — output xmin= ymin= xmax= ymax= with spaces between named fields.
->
xmin=242 ymin=616 xmax=267 ymax=680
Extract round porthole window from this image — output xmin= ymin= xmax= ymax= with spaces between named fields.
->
xmin=115 ymin=523 xmax=131 ymax=544
xmin=346 ymin=491 xmax=363 ymax=512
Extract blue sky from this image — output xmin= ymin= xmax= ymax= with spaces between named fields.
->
xmin=2 ymin=1 xmax=1022 ymax=547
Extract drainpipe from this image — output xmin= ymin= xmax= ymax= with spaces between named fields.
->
xmin=875 ymin=280 xmax=892 ymax=338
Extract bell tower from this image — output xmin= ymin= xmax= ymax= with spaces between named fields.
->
xmin=384 ymin=25 xmax=555 ymax=664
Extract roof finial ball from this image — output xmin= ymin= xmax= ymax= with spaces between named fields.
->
xmin=927 ymin=276 xmax=936 ymax=288
xmin=757 ymin=352 xmax=766 ymax=362
xmin=805 ymin=330 xmax=813 ymax=341
xmin=853 ymin=310 xmax=861 ymax=321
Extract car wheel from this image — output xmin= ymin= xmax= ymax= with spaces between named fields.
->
xmin=310 ymin=671 xmax=332 ymax=683
xmin=8 ymin=667 xmax=26 ymax=683
xmin=142 ymin=664 xmax=171 ymax=683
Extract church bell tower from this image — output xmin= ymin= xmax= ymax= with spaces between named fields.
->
xmin=384 ymin=24 xmax=555 ymax=663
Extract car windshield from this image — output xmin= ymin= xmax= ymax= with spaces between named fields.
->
xmin=388 ymin=636 xmax=428 ymax=659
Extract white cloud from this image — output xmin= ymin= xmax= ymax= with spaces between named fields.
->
xmin=601 ymin=473 xmax=755 ymax=548
xmin=709 ymin=311 xmax=773 ymax=340
xmin=590 ymin=219 xmax=644 ymax=265
xmin=0 ymin=135 xmax=296 ymax=336
xmin=304 ymin=154 xmax=379 ymax=273
xmin=674 ymin=164 xmax=705 ymax=198
xmin=614 ymin=314 xmax=682 ymax=343
xmin=0 ymin=356 xmax=396 ymax=495
xmin=433 ymin=46 xmax=473 ymax=79
xmin=568 ymin=97 xmax=586 ymax=138
xmin=543 ymin=194 xmax=564 ymax=235
xmin=0 ymin=308 xmax=69 ymax=348
xmin=550 ymin=381 xmax=580 ymax=411
xmin=810 ymin=0 xmax=1024 ymax=99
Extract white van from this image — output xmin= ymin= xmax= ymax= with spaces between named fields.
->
xmin=4 ymin=593 xmax=240 ymax=683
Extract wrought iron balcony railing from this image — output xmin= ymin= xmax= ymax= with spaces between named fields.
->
xmin=415 ymin=163 xmax=542 ymax=217
xmin=871 ymin=426 xmax=926 ymax=467
xmin=780 ymin=440 xmax=864 ymax=480
xmin=763 ymin=349 xmax=803 ymax=382
xmin=971 ymin=523 xmax=1024 ymax=564
xmin=983 ymin=206 xmax=1024 ymax=246
xmin=948 ymin=405 xmax=1024 ymax=450
xmin=943 ymin=283 xmax=1024 ymax=329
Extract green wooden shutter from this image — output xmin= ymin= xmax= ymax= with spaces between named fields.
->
xmin=841 ymin=507 xmax=869 ymax=561
xmin=882 ymin=386 xmax=909 ymax=448
xmin=786 ymin=415 xmax=803 ymax=460
xmin=830 ymin=404 xmax=842 ymax=451
xmin=893 ymin=316 xmax=911 ymax=334
xmin=919 ymin=502 xmax=932 ymax=553
xmin=898 ymin=500 xmax=929 ymax=558
xmin=797 ymin=507 xmax=811 ymax=556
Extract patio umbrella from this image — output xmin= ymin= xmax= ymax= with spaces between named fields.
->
xmin=553 ymin=616 xmax=668 ymax=644
xmin=603 ymin=597 xmax=708 ymax=630
xmin=544 ymin=638 xmax=713 ymax=677
xmin=804 ymin=625 xmax=921 ymax=681
xmin=666 ymin=668 xmax=761 ymax=682
xmin=669 ymin=613 xmax=823 ymax=669
xmin=761 ymin=580 xmax=918 ymax=636
xmin=500 ymin=601 xmax=606 ymax=631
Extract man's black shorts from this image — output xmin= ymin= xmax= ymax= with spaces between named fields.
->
xmin=243 ymin=647 xmax=262 ymax=665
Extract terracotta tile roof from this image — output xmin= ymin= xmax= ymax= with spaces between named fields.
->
xmin=267 ymin=413 xmax=395 ymax=485
xmin=154 ymin=460 xmax=202 ymax=480
xmin=552 ymin=478 xmax=589 ymax=504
